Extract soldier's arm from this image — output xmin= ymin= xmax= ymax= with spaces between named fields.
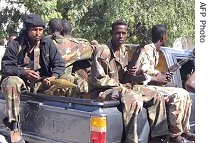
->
xmin=48 ymin=39 xmax=66 ymax=79
xmin=1 ymin=40 xmax=25 ymax=77
xmin=134 ymin=47 xmax=166 ymax=85
xmin=184 ymin=72 xmax=195 ymax=93
xmin=89 ymin=45 xmax=119 ymax=87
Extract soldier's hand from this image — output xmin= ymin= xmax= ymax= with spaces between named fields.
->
xmin=43 ymin=76 xmax=56 ymax=87
xmin=128 ymin=66 xmax=143 ymax=76
xmin=165 ymin=71 xmax=173 ymax=81
xmin=24 ymin=69 xmax=40 ymax=82
xmin=154 ymin=73 xmax=168 ymax=85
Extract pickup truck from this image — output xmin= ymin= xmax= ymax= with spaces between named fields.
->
xmin=0 ymin=46 xmax=195 ymax=143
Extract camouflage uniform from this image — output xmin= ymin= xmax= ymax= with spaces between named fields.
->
xmin=48 ymin=34 xmax=93 ymax=97
xmin=89 ymin=40 xmax=166 ymax=142
xmin=118 ymin=42 xmax=168 ymax=138
xmin=135 ymin=43 xmax=192 ymax=138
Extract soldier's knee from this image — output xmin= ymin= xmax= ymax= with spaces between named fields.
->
xmin=136 ymin=99 xmax=143 ymax=110
xmin=1 ymin=76 xmax=24 ymax=87
xmin=180 ymin=89 xmax=190 ymax=100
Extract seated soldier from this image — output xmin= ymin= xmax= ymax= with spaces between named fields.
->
xmin=88 ymin=20 xmax=144 ymax=143
xmin=131 ymin=24 xmax=195 ymax=143
xmin=1 ymin=13 xmax=65 ymax=143
xmin=46 ymin=18 xmax=93 ymax=97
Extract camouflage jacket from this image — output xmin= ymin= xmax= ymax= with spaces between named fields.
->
xmin=135 ymin=43 xmax=160 ymax=76
xmin=47 ymin=34 xmax=93 ymax=67
xmin=47 ymin=34 xmax=93 ymax=94
xmin=89 ymin=40 xmax=130 ymax=88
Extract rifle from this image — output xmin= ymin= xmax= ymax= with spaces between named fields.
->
xmin=163 ymin=57 xmax=192 ymax=75
xmin=123 ymin=44 xmax=148 ymax=83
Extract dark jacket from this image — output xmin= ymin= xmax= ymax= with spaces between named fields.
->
xmin=1 ymin=35 xmax=65 ymax=79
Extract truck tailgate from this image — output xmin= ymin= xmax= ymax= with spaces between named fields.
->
xmin=0 ymin=99 xmax=92 ymax=143
xmin=0 ymin=92 xmax=149 ymax=143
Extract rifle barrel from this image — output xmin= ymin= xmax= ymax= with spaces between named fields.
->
xmin=164 ymin=58 xmax=191 ymax=74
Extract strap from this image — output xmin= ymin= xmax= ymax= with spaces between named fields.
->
xmin=30 ymin=41 xmax=41 ymax=92
xmin=33 ymin=41 xmax=41 ymax=71
xmin=150 ymin=44 xmax=159 ymax=66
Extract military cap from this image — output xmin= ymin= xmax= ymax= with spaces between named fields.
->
xmin=24 ymin=13 xmax=45 ymax=30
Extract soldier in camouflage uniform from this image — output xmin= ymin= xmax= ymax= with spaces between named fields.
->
xmin=1 ymin=14 xmax=65 ymax=143
xmin=61 ymin=19 xmax=91 ymax=46
xmin=47 ymin=18 xmax=93 ymax=97
xmin=133 ymin=24 xmax=195 ymax=143
xmin=61 ymin=19 xmax=93 ymax=97
xmin=88 ymin=20 xmax=169 ymax=143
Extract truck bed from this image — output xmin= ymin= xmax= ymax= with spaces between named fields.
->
xmin=0 ymin=92 xmax=150 ymax=143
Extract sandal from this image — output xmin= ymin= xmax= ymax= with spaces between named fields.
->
xmin=181 ymin=131 xmax=195 ymax=141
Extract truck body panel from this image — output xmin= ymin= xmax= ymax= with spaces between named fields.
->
xmin=0 ymin=92 xmax=150 ymax=143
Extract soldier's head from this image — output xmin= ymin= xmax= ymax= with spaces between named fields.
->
xmin=47 ymin=18 xmax=63 ymax=35
xmin=110 ymin=20 xmax=128 ymax=47
xmin=23 ymin=13 xmax=45 ymax=42
xmin=61 ymin=19 xmax=72 ymax=37
xmin=151 ymin=24 xmax=168 ymax=46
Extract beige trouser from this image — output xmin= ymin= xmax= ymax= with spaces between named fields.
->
xmin=89 ymin=85 xmax=143 ymax=143
xmin=146 ymin=85 xmax=191 ymax=138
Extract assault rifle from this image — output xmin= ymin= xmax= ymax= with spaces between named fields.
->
xmin=123 ymin=44 xmax=148 ymax=83
xmin=163 ymin=57 xmax=192 ymax=75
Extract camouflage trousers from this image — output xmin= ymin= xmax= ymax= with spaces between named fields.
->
xmin=1 ymin=76 xmax=51 ymax=123
xmin=146 ymin=85 xmax=191 ymax=138
xmin=132 ymin=85 xmax=169 ymax=138
xmin=89 ymin=84 xmax=143 ymax=143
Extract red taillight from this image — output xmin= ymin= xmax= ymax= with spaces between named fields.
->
xmin=90 ymin=116 xmax=106 ymax=143
xmin=90 ymin=131 xmax=106 ymax=143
